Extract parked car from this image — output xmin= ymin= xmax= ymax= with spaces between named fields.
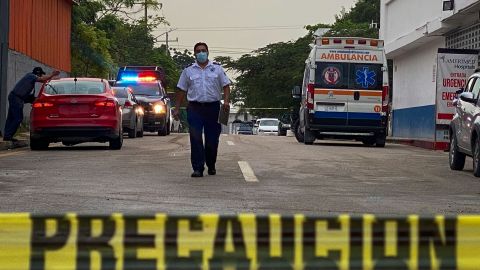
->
xmin=112 ymin=86 xmax=144 ymax=138
xmin=256 ymin=118 xmax=279 ymax=136
xmin=277 ymin=113 xmax=291 ymax=136
xmin=115 ymin=70 xmax=171 ymax=136
xmin=237 ymin=122 xmax=254 ymax=135
xmin=450 ymin=72 xmax=480 ymax=177
xmin=30 ymin=78 xmax=123 ymax=150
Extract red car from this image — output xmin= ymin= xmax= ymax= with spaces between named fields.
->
xmin=30 ymin=78 xmax=123 ymax=150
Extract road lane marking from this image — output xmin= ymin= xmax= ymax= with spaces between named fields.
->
xmin=238 ymin=161 xmax=258 ymax=182
xmin=0 ymin=150 xmax=27 ymax=159
xmin=227 ymin=141 xmax=235 ymax=146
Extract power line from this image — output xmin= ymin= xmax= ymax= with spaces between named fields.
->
xmin=174 ymin=25 xmax=304 ymax=30
xmin=172 ymin=45 xmax=252 ymax=51
xmin=175 ymin=27 xmax=302 ymax=32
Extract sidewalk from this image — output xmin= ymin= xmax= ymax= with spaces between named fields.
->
xmin=0 ymin=133 xmax=29 ymax=151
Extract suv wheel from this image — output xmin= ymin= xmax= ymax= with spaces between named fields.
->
xmin=449 ymin=133 xmax=465 ymax=171
xmin=473 ymin=138 xmax=480 ymax=177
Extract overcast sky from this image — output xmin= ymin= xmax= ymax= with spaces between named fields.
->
xmin=152 ymin=0 xmax=358 ymax=59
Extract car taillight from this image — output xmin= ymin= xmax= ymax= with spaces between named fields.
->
xmin=307 ymin=84 xmax=315 ymax=110
xmin=95 ymin=100 xmax=116 ymax=107
xmin=382 ymin=86 xmax=389 ymax=113
xmin=33 ymin=102 xmax=54 ymax=108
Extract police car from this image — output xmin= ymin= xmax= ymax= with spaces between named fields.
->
xmin=115 ymin=67 xmax=171 ymax=136
xmin=293 ymin=37 xmax=389 ymax=146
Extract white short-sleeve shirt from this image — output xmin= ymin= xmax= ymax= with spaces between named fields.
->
xmin=177 ymin=61 xmax=231 ymax=102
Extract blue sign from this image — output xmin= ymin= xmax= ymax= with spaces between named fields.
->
xmin=356 ymin=67 xmax=376 ymax=88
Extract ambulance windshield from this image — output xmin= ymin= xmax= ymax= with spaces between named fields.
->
xmin=315 ymin=62 xmax=383 ymax=90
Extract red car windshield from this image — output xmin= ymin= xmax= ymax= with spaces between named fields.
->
xmin=44 ymin=81 xmax=105 ymax=95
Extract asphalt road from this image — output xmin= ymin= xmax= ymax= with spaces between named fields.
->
xmin=0 ymin=133 xmax=479 ymax=215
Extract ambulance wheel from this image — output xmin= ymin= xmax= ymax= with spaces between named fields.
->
xmin=375 ymin=135 xmax=386 ymax=148
xmin=303 ymin=128 xmax=316 ymax=145
xmin=362 ymin=137 xmax=376 ymax=146
xmin=293 ymin=119 xmax=304 ymax=143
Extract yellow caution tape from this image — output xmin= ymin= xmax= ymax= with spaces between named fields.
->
xmin=0 ymin=214 xmax=479 ymax=269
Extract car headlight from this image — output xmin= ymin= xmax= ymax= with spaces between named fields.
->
xmin=136 ymin=107 xmax=144 ymax=115
xmin=153 ymin=103 xmax=166 ymax=114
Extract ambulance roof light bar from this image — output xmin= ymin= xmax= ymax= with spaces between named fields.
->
xmin=316 ymin=37 xmax=384 ymax=48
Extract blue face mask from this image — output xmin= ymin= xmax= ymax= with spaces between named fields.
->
xmin=196 ymin=52 xmax=208 ymax=63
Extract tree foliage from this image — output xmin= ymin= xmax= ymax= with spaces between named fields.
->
xmin=71 ymin=0 xmax=180 ymax=90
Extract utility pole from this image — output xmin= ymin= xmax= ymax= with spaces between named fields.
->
xmin=0 ymin=0 xmax=9 ymax=136
xmin=155 ymin=28 xmax=178 ymax=54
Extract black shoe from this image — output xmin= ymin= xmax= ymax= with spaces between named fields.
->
xmin=191 ymin=171 xmax=203 ymax=178
xmin=208 ymin=168 xmax=216 ymax=175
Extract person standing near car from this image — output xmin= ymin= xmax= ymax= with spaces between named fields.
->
xmin=3 ymin=67 xmax=60 ymax=142
xmin=174 ymin=42 xmax=231 ymax=177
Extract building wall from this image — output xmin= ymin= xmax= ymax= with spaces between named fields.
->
xmin=9 ymin=0 xmax=72 ymax=72
xmin=1 ymin=0 xmax=72 ymax=134
xmin=382 ymin=0 xmax=441 ymax=45
xmin=391 ymin=38 xmax=445 ymax=139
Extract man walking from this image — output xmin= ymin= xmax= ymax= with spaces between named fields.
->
xmin=174 ymin=42 xmax=231 ymax=177
xmin=3 ymin=67 xmax=59 ymax=141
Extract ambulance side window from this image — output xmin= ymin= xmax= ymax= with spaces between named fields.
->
xmin=302 ymin=66 xmax=309 ymax=95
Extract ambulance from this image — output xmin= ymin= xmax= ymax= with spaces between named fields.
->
xmin=294 ymin=37 xmax=389 ymax=146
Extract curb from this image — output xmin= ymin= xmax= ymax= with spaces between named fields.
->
xmin=0 ymin=140 xmax=29 ymax=151
xmin=386 ymin=137 xmax=449 ymax=151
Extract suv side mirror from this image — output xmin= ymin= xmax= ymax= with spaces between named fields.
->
xmin=292 ymin=86 xmax=302 ymax=99
xmin=459 ymin=92 xmax=475 ymax=103
xmin=456 ymin=88 xmax=465 ymax=95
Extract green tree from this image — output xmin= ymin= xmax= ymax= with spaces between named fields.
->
xmin=71 ymin=0 xmax=170 ymax=78
xmin=171 ymin=49 xmax=195 ymax=70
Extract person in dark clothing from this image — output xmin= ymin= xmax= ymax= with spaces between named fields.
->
xmin=3 ymin=67 xmax=60 ymax=141
xmin=174 ymin=42 xmax=231 ymax=177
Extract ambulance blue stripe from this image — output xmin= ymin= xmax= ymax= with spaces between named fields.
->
xmin=314 ymin=112 xmax=381 ymax=120
xmin=314 ymin=112 xmax=348 ymax=119
xmin=348 ymin=112 xmax=382 ymax=120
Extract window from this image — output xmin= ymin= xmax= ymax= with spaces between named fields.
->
xmin=44 ymin=81 xmax=105 ymax=95
xmin=112 ymin=88 xmax=128 ymax=98
xmin=471 ymin=78 xmax=480 ymax=100
xmin=116 ymin=82 xmax=162 ymax=97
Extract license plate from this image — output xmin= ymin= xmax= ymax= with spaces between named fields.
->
xmin=326 ymin=105 xmax=337 ymax=112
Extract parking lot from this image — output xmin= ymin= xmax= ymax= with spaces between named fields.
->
xmin=0 ymin=133 xmax=479 ymax=215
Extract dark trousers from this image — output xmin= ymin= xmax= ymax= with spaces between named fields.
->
xmin=187 ymin=101 xmax=222 ymax=172
xmin=3 ymin=93 xmax=24 ymax=139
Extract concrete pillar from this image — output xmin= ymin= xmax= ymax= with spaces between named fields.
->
xmin=0 ymin=0 xmax=9 ymax=136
